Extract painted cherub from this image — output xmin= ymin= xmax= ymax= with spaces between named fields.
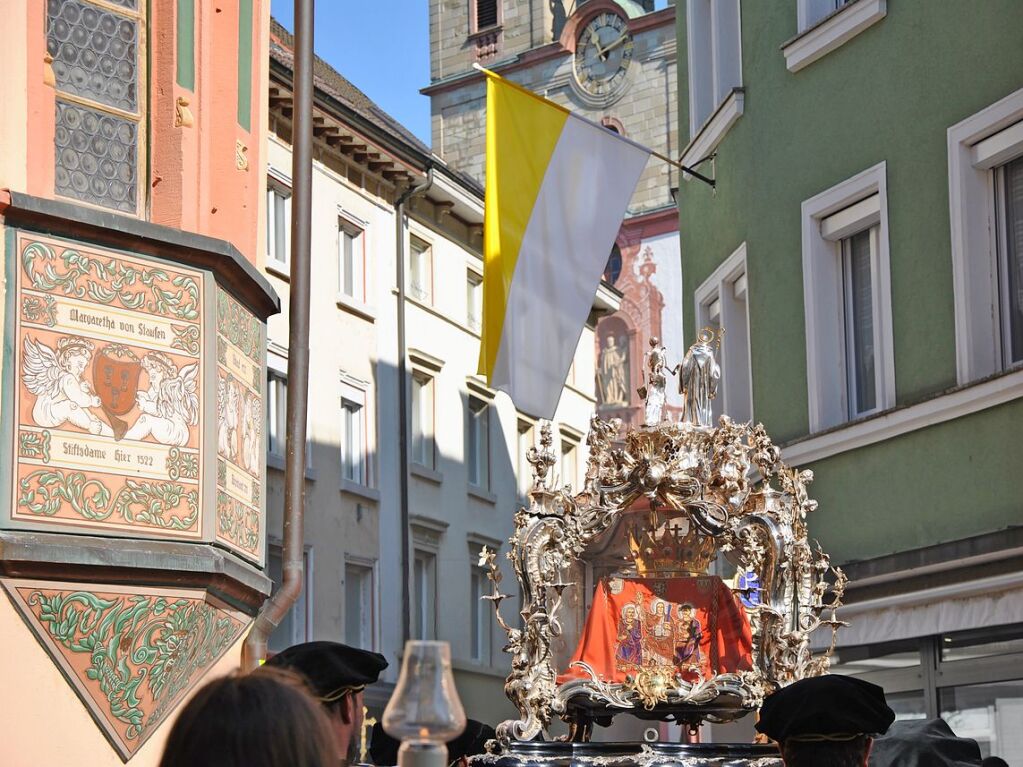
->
xmin=217 ymin=376 xmax=240 ymax=460
xmin=241 ymin=390 xmax=261 ymax=473
xmin=22 ymin=335 xmax=111 ymax=436
xmin=124 ymin=352 xmax=199 ymax=446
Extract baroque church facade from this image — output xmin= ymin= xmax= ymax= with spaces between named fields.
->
xmin=424 ymin=0 xmax=685 ymax=428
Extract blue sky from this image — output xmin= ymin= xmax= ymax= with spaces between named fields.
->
xmin=271 ymin=0 xmax=433 ymax=144
xmin=270 ymin=1 xmax=674 ymax=147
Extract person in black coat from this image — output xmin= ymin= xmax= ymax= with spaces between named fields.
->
xmin=869 ymin=718 xmax=982 ymax=767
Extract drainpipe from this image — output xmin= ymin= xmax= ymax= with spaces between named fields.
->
xmin=242 ymin=0 xmax=314 ymax=670
xmin=395 ymin=167 xmax=434 ymax=644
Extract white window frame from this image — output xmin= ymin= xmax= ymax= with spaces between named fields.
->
xmin=411 ymin=372 xmax=435 ymax=470
xmin=947 ymin=88 xmax=1023 ymax=384
xmin=801 ymin=162 xmax=894 ymax=432
xmin=409 ymin=235 xmax=434 ymax=305
xmin=344 ymin=557 xmax=378 ymax=651
xmin=338 ymin=217 xmax=365 ymax=302
xmin=785 ymin=0 xmax=887 ymax=73
xmin=412 ymin=547 xmax=438 ymax=641
xmin=516 ymin=417 xmax=535 ymax=499
xmin=694 ymin=242 xmax=753 ymax=423
xmin=469 ymin=560 xmax=493 ymax=664
xmin=559 ymin=437 xmax=579 ymax=491
xmin=266 ymin=351 xmax=313 ymax=472
xmin=267 ymin=542 xmax=314 ymax=651
xmin=466 ymin=395 xmax=491 ymax=490
xmin=340 ymin=382 xmax=368 ymax=488
xmin=467 ymin=268 xmax=483 ymax=333
xmin=266 ymin=169 xmax=292 ymax=276
xmin=686 ymin=0 xmax=742 ymax=138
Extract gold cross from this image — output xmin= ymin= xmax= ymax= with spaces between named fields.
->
xmin=360 ymin=706 xmax=378 ymax=764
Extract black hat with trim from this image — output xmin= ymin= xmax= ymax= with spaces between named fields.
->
xmin=756 ymin=675 xmax=895 ymax=744
xmin=265 ymin=641 xmax=388 ymax=704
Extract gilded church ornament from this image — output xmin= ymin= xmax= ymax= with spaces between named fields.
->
xmin=480 ymin=336 xmax=846 ymax=745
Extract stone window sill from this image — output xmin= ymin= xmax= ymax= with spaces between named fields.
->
xmin=340 ymin=479 xmax=380 ymax=502
xmin=680 ymin=88 xmax=744 ymax=173
xmin=467 ymin=485 xmax=497 ymax=505
xmin=782 ymin=0 xmax=887 ymax=73
xmin=411 ymin=463 xmax=444 ymax=485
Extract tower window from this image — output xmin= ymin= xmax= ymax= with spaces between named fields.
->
xmin=475 ymin=0 xmax=498 ymax=30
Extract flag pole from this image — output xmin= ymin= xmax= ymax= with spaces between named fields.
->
xmin=472 ymin=63 xmax=716 ymax=190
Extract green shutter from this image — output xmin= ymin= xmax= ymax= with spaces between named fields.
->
xmin=237 ymin=0 xmax=254 ymax=131
xmin=176 ymin=0 xmax=195 ymax=90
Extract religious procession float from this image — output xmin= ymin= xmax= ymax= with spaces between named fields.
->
xmin=474 ymin=331 xmax=848 ymax=767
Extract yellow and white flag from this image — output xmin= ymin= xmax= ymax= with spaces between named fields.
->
xmin=477 ymin=68 xmax=650 ymax=418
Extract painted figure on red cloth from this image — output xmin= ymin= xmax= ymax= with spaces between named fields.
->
xmin=615 ymin=601 xmax=644 ymax=670
xmin=643 ymin=598 xmax=675 ymax=665
xmin=673 ymin=603 xmax=703 ymax=672
xmin=561 ymin=576 xmax=752 ymax=686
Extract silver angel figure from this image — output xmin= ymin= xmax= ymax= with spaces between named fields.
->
xmin=679 ymin=329 xmax=721 ymax=427
xmin=638 ymin=337 xmax=676 ymax=426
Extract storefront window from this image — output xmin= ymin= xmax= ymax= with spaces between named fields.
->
xmin=886 ymin=690 xmax=928 ymax=722
xmin=940 ymin=680 xmax=1023 ymax=763
xmin=941 ymin=623 xmax=1023 ymax=662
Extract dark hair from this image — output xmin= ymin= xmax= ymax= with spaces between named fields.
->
xmin=982 ymin=758 xmax=1009 ymax=767
xmin=781 ymin=735 xmax=871 ymax=767
xmin=159 ymin=668 xmax=336 ymax=767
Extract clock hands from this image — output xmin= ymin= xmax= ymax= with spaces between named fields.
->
xmin=600 ymin=33 xmax=629 ymax=57
xmin=589 ymin=29 xmax=608 ymax=62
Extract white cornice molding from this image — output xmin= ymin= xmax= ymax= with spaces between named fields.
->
xmin=781 ymin=367 xmax=1023 ymax=467
xmin=680 ymin=88 xmax=744 ymax=171
xmin=782 ymin=0 xmax=886 ymax=73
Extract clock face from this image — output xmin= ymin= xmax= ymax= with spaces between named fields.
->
xmin=573 ymin=12 xmax=634 ymax=101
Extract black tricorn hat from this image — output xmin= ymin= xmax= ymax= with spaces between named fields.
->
xmin=756 ymin=675 xmax=895 ymax=743
xmin=264 ymin=641 xmax=388 ymax=703
xmin=869 ymin=719 xmax=982 ymax=767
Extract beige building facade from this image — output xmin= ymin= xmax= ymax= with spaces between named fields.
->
xmin=264 ymin=21 xmax=616 ymax=724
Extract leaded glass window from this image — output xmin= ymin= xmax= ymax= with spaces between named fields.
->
xmin=47 ymin=0 xmax=144 ymax=214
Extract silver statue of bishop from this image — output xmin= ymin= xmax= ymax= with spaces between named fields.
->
xmin=680 ymin=329 xmax=721 ymax=427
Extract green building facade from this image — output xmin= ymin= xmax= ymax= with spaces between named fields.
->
xmin=674 ymin=0 xmax=1023 ymax=757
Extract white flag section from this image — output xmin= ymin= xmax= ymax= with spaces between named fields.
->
xmin=486 ymin=112 xmax=649 ymax=418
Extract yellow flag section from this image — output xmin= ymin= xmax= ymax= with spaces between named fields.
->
xmin=478 ymin=69 xmax=649 ymax=418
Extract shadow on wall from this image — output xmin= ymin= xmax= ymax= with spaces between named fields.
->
xmin=260 ymin=356 xmax=518 ymax=659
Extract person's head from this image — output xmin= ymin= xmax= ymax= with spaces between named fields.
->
xmin=869 ymin=719 xmax=982 ymax=767
xmin=142 ymin=352 xmax=176 ymax=383
xmin=159 ymin=668 xmax=335 ymax=767
xmin=756 ymin=675 xmax=895 ymax=767
xmin=264 ymin=641 xmax=388 ymax=765
xmin=681 ymin=604 xmax=694 ymax=621
xmin=981 ymin=758 xmax=1009 ymax=767
xmin=57 ymin=337 xmax=94 ymax=375
xmin=649 ymin=336 xmax=659 ymax=348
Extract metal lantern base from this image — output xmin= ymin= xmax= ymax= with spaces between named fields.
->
xmin=471 ymin=742 xmax=782 ymax=767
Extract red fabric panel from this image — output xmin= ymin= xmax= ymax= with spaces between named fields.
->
xmin=559 ymin=576 xmax=753 ymax=685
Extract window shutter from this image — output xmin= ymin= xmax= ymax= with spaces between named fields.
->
xmin=476 ymin=0 xmax=498 ymax=29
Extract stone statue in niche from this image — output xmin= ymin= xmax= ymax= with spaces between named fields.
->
xmin=598 ymin=334 xmax=629 ymax=407
xmin=679 ymin=329 xmax=721 ymax=427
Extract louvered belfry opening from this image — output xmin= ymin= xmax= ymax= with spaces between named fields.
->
xmin=476 ymin=0 xmax=498 ymax=29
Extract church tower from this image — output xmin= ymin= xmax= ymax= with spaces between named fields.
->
xmin=424 ymin=0 xmax=684 ymax=429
